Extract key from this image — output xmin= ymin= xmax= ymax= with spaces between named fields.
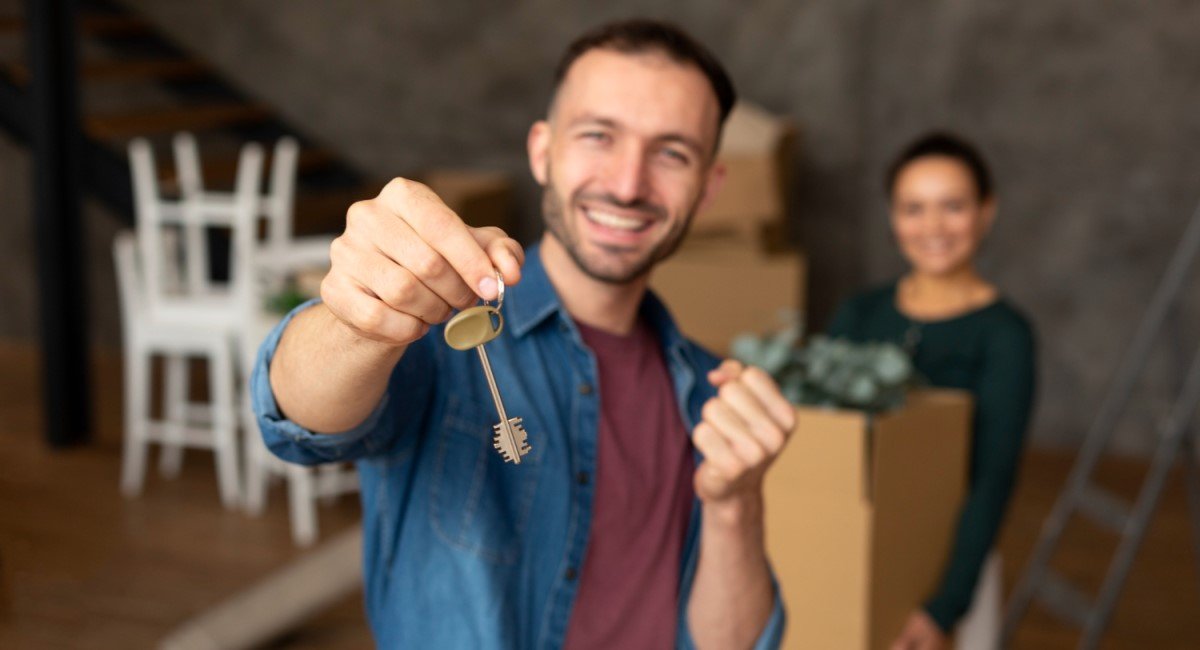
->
xmin=443 ymin=280 xmax=532 ymax=464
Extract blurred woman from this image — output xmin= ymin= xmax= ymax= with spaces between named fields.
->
xmin=828 ymin=133 xmax=1036 ymax=650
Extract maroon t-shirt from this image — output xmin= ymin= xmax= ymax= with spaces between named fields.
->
xmin=564 ymin=318 xmax=696 ymax=649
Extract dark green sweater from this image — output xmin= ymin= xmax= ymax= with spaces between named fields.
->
xmin=827 ymin=283 xmax=1036 ymax=632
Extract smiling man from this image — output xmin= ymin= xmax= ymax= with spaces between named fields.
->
xmin=255 ymin=19 xmax=794 ymax=649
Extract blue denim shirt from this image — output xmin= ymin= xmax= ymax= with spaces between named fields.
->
xmin=252 ymin=243 xmax=785 ymax=649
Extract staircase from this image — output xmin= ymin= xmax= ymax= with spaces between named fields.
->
xmin=0 ymin=0 xmax=375 ymax=233
xmin=7 ymin=0 xmax=517 ymax=448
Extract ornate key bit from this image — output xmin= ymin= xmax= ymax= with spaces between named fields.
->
xmin=492 ymin=417 xmax=531 ymax=464
xmin=443 ymin=271 xmax=533 ymax=466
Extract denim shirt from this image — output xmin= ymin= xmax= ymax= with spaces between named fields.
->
xmin=251 ymin=243 xmax=785 ymax=649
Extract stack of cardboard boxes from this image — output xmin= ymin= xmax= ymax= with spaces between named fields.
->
xmin=650 ymin=102 xmax=806 ymax=355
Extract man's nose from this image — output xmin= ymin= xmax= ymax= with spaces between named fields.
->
xmin=601 ymin=142 xmax=651 ymax=205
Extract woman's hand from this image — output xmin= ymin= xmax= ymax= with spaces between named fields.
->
xmin=890 ymin=610 xmax=948 ymax=650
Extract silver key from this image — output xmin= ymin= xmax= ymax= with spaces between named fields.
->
xmin=443 ymin=277 xmax=531 ymax=464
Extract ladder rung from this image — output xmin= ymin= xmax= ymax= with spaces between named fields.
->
xmin=1075 ymin=484 xmax=1132 ymax=533
xmin=1035 ymin=570 xmax=1094 ymax=628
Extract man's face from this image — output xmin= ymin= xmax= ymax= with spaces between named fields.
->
xmin=528 ymin=49 xmax=724 ymax=284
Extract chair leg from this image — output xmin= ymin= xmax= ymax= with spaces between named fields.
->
xmin=210 ymin=347 xmax=242 ymax=509
xmin=318 ymin=464 xmax=342 ymax=506
xmin=242 ymin=393 xmax=269 ymax=515
xmin=120 ymin=347 xmax=150 ymax=497
xmin=159 ymin=353 xmax=188 ymax=477
xmin=287 ymin=463 xmax=318 ymax=547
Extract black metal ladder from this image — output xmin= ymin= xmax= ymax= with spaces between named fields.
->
xmin=1002 ymin=199 xmax=1200 ymax=649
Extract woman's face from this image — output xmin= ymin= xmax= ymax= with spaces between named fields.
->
xmin=889 ymin=155 xmax=995 ymax=278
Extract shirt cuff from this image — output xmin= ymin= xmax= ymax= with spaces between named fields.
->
xmin=753 ymin=581 xmax=787 ymax=650
xmin=676 ymin=579 xmax=786 ymax=649
xmin=250 ymin=299 xmax=390 ymax=464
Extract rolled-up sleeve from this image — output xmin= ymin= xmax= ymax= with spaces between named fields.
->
xmin=250 ymin=299 xmax=434 ymax=465
xmin=676 ymin=556 xmax=787 ymax=649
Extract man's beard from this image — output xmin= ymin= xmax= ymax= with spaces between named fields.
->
xmin=540 ymin=167 xmax=700 ymax=285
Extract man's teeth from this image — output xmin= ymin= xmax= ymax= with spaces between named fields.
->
xmin=587 ymin=209 xmax=645 ymax=231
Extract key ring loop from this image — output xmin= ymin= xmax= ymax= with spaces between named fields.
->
xmin=486 ymin=270 xmax=505 ymax=312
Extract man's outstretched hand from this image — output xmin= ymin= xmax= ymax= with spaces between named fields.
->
xmin=321 ymin=177 xmax=525 ymax=347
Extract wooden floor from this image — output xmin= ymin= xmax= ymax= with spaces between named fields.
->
xmin=0 ymin=341 xmax=370 ymax=649
xmin=2 ymin=339 xmax=1199 ymax=648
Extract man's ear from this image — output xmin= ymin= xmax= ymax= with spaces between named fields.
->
xmin=695 ymin=161 xmax=727 ymax=215
xmin=527 ymin=120 xmax=551 ymax=186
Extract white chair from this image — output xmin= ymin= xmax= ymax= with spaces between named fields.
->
xmin=216 ymin=136 xmax=359 ymax=547
xmin=117 ymin=137 xmax=264 ymax=508
xmin=238 ymin=235 xmax=360 ymax=548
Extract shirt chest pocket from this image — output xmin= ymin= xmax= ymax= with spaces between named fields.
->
xmin=429 ymin=394 xmax=541 ymax=564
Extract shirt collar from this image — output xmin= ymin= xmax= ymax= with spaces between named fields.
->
xmin=506 ymin=241 xmax=564 ymax=338
xmin=506 ymin=242 xmax=690 ymax=358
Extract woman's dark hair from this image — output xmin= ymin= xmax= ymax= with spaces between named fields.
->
xmin=552 ymin=19 xmax=737 ymax=127
xmin=885 ymin=132 xmax=993 ymax=200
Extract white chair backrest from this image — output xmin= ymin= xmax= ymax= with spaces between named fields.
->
xmin=128 ymin=137 xmax=265 ymax=315
xmin=112 ymin=230 xmax=143 ymax=339
xmin=172 ymin=131 xmax=205 ymax=201
xmin=265 ymin=136 xmax=299 ymax=249
xmin=164 ymin=132 xmax=299 ymax=257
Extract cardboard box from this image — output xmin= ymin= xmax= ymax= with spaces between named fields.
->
xmin=764 ymin=390 xmax=972 ymax=650
xmin=650 ymin=240 xmax=805 ymax=356
xmin=693 ymin=102 xmax=797 ymax=238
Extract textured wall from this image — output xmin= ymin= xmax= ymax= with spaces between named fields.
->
xmin=4 ymin=0 xmax=1199 ymax=453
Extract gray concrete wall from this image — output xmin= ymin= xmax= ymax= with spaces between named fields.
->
xmin=3 ymin=0 xmax=1198 ymax=454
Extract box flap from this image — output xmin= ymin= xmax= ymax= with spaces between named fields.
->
xmin=867 ymin=389 xmax=973 ymax=650
xmin=765 ymin=496 xmax=871 ymax=650
xmin=781 ymin=406 xmax=871 ymax=500
xmin=765 ymin=405 xmax=874 ymax=650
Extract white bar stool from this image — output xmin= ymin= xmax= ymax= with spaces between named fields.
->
xmin=116 ymin=137 xmax=264 ymax=508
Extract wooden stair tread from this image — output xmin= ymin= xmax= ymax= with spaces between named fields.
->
xmin=0 ymin=14 xmax=152 ymax=37
xmin=4 ymin=58 xmax=208 ymax=86
xmin=85 ymin=103 xmax=272 ymax=139
xmin=292 ymin=185 xmax=378 ymax=235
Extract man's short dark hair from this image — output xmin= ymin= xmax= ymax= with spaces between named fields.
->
xmin=552 ymin=18 xmax=737 ymax=128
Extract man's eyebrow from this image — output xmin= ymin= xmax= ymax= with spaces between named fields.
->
xmin=567 ymin=113 xmax=620 ymax=129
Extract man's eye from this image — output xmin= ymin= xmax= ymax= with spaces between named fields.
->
xmin=660 ymin=148 xmax=689 ymax=165
xmin=581 ymin=131 xmax=611 ymax=143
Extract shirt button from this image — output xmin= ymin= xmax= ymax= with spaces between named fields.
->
xmin=565 ymin=567 xmax=578 ymax=581
xmin=576 ymin=471 xmax=590 ymax=485
xmin=578 ymin=383 xmax=593 ymax=395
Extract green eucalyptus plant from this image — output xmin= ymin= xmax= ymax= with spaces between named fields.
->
xmin=264 ymin=280 xmax=310 ymax=316
xmin=731 ymin=313 xmax=919 ymax=412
